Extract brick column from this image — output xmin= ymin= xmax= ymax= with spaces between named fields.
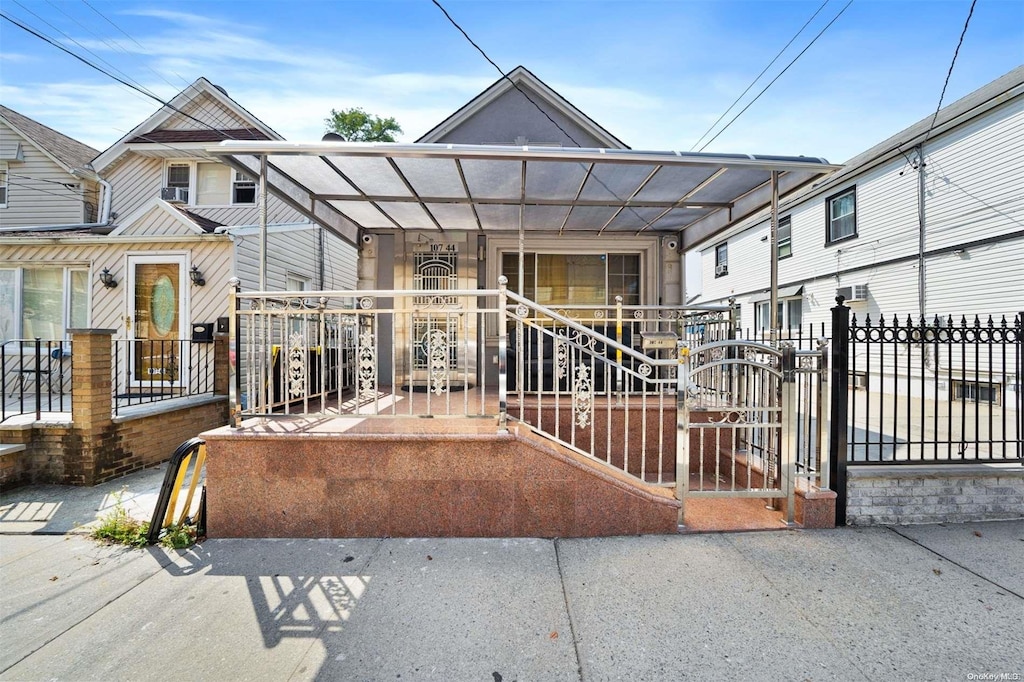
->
xmin=67 ymin=329 xmax=116 ymax=486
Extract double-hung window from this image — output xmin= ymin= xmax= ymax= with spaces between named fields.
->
xmin=777 ymin=216 xmax=792 ymax=259
xmin=756 ymin=298 xmax=803 ymax=333
xmin=163 ymin=161 xmax=256 ymax=206
xmin=714 ymin=243 xmax=728 ymax=277
xmin=0 ymin=161 xmax=8 ymax=207
xmin=826 ymin=187 xmax=857 ymax=243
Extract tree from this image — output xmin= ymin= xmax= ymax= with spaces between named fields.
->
xmin=323 ymin=107 xmax=402 ymax=142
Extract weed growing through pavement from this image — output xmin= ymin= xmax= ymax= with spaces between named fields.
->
xmin=90 ymin=488 xmax=149 ymax=548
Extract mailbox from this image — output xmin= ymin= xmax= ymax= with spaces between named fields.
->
xmin=640 ymin=331 xmax=678 ymax=350
xmin=191 ymin=322 xmax=214 ymax=342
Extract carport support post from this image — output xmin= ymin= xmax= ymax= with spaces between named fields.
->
xmin=769 ymin=171 xmax=780 ymax=348
xmin=829 ymin=297 xmax=850 ymax=526
xmin=675 ymin=340 xmax=690 ymax=527
xmin=259 ymin=154 xmax=268 ymax=291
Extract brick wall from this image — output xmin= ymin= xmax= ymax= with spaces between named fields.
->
xmin=1 ymin=329 xmax=229 ymax=488
xmin=847 ymin=465 xmax=1024 ymax=525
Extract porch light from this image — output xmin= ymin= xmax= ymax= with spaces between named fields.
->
xmin=190 ymin=265 xmax=206 ymax=286
xmin=99 ymin=268 xmax=117 ymax=288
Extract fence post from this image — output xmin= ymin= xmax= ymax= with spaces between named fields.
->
xmin=68 ymin=329 xmax=115 ymax=486
xmin=829 ymin=296 xmax=850 ymax=526
xmin=816 ymin=338 xmax=831 ymax=491
xmin=780 ymin=343 xmax=797 ymax=525
xmin=675 ymin=340 xmax=690 ymax=527
xmin=728 ymin=297 xmax=740 ymax=340
xmin=228 ymin=277 xmax=242 ymax=428
xmin=615 ymin=295 xmax=623 ymax=401
xmin=497 ymin=276 xmax=509 ymax=433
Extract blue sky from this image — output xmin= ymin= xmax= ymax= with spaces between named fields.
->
xmin=2 ymin=0 xmax=1022 ymax=163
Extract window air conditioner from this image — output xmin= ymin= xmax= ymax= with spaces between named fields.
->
xmin=161 ymin=187 xmax=188 ymax=203
xmin=837 ymin=284 xmax=869 ymax=302
xmin=715 ymin=264 xmax=728 ymax=276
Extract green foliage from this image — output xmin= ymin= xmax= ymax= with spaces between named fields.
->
xmin=160 ymin=523 xmax=198 ymax=550
xmin=91 ymin=489 xmax=149 ymax=548
xmin=324 ymin=107 xmax=402 ymax=142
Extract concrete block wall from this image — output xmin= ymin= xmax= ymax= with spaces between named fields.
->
xmin=847 ymin=465 xmax=1024 ymax=525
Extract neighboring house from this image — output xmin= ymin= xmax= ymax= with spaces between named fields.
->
xmin=690 ymin=65 xmax=1023 ymax=334
xmin=0 ymin=105 xmax=102 ymax=230
xmin=0 ymin=79 xmax=356 ymax=377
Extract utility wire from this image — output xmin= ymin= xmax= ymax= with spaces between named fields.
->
xmin=10 ymin=0 xmax=161 ymax=103
xmin=698 ymin=0 xmax=854 ymax=152
xmin=430 ymin=0 xmax=583 ymax=148
xmin=923 ymin=0 xmax=977 ymax=144
xmin=1 ymin=11 xmax=245 ymax=141
xmin=690 ymin=0 xmax=831 ymax=151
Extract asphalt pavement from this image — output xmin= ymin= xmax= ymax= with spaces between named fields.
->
xmin=1 ymin=468 xmax=1021 ymax=681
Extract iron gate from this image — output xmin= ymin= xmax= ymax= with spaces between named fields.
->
xmin=676 ymin=340 xmax=800 ymax=525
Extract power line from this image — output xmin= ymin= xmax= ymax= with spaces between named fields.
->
xmin=10 ymin=0 xmax=161 ymax=103
xmin=690 ymin=0 xmax=831 ymax=152
xmin=430 ymin=0 xmax=583 ymax=148
xmin=923 ymin=0 xmax=977 ymax=144
xmin=0 ymin=11 xmax=244 ymax=141
xmin=697 ymin=0 xmax=854 ymax=152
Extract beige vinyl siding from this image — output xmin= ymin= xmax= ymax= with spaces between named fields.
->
xmin=116 ymin=205 xmax=199 ymax=237
xmin=0 ymin=121 xmax=91 ymax=227
xmin=106 ymin=154 xmax=303 ymax=227
xmin=161 ymin=92 xmax=250 ymax=131
xmin=1 ymin=238 xmax=233 ymax=337
xmin=233 ymin=227 xmax=357 ymax=292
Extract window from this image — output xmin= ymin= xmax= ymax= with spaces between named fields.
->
xmin=0 ymin=161 xmax=8 ymax=207
xmin=715 ymin=243 xmax=728 ymax=277
xmin=756 ymin=298 xmax=803 ymax=332
xmin=166 ymin=163 xmax=190 ymax=203
xmin=826 ymin=187 xmax=857 ymax=243
xmin=1 ymin=266 xmax=89 ymax=341
xmin=953 ymin=380 xmax=1000 ymax=405
xmin=777 ymin=216 xmax=792 ymax=259
xmin=285 ymin=274 xmax=310 ymax=292
xmin=164 ymin=161 xmax=256 ymax=206
xmin=500 ymin=252 xmax=641 ymax=306
xmin=233 ymin=172 xmax=256 ymax=204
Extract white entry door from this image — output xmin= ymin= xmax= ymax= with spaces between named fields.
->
xmin=126 ymin=254 xmax=188 ymax=386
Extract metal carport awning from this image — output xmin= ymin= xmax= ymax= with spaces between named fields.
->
xmin=203 ymin=141 xmax=840 ymax=249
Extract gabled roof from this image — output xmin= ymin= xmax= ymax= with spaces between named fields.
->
xmin=109 ymin=197 xmax=224 ymax=236
xmin=417 ymin=66 xmax=629 ymax=149
xmin=0 ymin=104 xmax=99 ymax=172
xmin=92 ymin=77 xmax=283 ymax=172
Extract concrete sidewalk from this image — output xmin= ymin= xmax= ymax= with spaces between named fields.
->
xmin=1 ymin=470 xmax=1021 ymax=681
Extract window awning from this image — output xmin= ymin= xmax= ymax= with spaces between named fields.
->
xmin=752 ymin=285 xmax=804 ymax=302
xmin=204 ymin=141 xmax=840 ymax=248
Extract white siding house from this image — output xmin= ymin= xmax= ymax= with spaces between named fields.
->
xmin=0 ymin=105 xmax=100 ymax=229
xmin=690 ymin=66 xmax=1024 ymax=334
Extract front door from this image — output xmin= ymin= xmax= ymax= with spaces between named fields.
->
xmin=127 ymin=255 xmax=187 ymax=387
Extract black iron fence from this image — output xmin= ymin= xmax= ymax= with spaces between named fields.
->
xmin=1 ymin=338 xmax=73 ymax=422
xmin=112 ymin=339 xmax=216 ymax=415
xmin=829 ymin=303 xmax=1021 ymax=466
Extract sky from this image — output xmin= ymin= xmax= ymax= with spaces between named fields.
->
xmin=1 ymin=0 xmax=1022 ymax=292
xmin=1 ymin=0 xmax=1021 ymax=160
